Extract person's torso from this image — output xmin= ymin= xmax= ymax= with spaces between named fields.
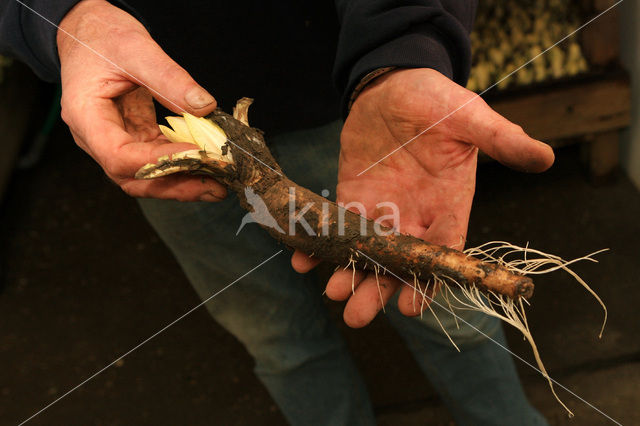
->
xmin=127 ymin=1 xmax=341 ymax=135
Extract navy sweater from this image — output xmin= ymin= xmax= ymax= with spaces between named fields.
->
xmin=0 ymin=1 xmax=476 ymax=133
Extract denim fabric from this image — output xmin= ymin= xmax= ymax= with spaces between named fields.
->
xmin=138 ymin=121 xmax=546 ymax=426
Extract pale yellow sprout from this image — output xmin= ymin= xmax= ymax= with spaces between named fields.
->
xmin=183 ymin=113 xmax=231 ymax=158
xmin=158 ymin=113 xmax=233 ymax=162
xmin=165 ymin=116 xmax=194 ymax=142
xmin=159 ymin=122 xmax=194 ymax=144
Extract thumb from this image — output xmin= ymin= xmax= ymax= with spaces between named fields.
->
xmin=465 ymin=98 xmax=555 ymax=173
xmin=120 ymin=36 xmax=217 ymax=116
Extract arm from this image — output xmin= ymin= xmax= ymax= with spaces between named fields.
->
xmin=0 ymin=0 xmax=80 ymax=81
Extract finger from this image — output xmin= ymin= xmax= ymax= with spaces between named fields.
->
xmin=120 ymin=174 xmax=227 ymax=201
xmin=115 ymin=140 xmax=230 ymax=200
xmin=120 ymin=35 xmax=217 ymax=115
xmin=325 ymin=268 xmax=367 ymax=301
xmin=114 ymin=138 xmax=209 ymax=177
xmin=420 ymin=213 xmax=468 ymax=250
xmin=65 ymin=97 xmax=227 ymax=200
xmin=66 ymin=96 xmax=185 ymax=176
xmin=343 ymin=274 xmax=399 ymax=328
xmin=70 ymin=127 xmax=227 ymax=200
xmin=117 ymin=87 xmax=161 ymax=141
xmin=291 ymin=250 xmax=322 ymax=273
xmin=459 ymin=94 xmax=555 ymax=173
xmin=397 ymin=279 xmax=436 ymax=316
xmin=393 ymin=214 xmax=463 ymax=316
xmin=109 ymin=139 xmax=229 ymax=200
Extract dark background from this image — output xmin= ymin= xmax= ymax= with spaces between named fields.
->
xmin=1 ymin=1 xmax=639 ymax=423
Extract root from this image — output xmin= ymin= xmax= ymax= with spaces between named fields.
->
xmin=441 ymin=282 xmax=460 ymax=330
xmin=412 ymin=272 xmax=419 ymax=314
xmin=233 ymin=97 xmax=253 ymax=126
xmin=344 ymin=254 xmax=357 ymax=295
xmin=448 ymin=241 xmax=608 ymax=416
xmin=383 ymin=240 xmax=606 ymax=417
xmin=443 ymin=283 xmax=574 ymax=417
xmin=138 ymin=104 xmax=538 ymax=301
xmin=374 ymin=264 xmax=385 ymax=313
xmin=464 ymin=242 xmax=608 ymax=337
xmin=427 ymin=275 xmax=460 ymax=352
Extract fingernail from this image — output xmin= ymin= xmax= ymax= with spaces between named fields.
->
xmin=199 ymin=193 xmax=220 ymax=202
xmin=185 ymin=87 xmax=215 ymax=110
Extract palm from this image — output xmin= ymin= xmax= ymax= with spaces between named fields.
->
xmin=338 ymin=73 xmax=479 ymax=247
xmin=292 ymin=68 xmax=554 ymax=327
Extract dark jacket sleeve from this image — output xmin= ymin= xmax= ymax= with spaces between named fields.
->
xmin=0 ymin=0 xmax=80 ymax=82
xmin=0 ymin=1 xmax=143 ymax=82
xmin=333 ymin=0 xmax=478 ymax=114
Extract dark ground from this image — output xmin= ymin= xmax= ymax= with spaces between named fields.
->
xmin=1 ymin=118 xmax=639 ymax=425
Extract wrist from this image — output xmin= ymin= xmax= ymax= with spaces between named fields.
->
xmin=349 ymin=68 xmax=419 ymax=114
xmin=57 ymin=0 xmax=97 ymax=57
xmin=56 ymin=0 xmax=145 ymax=62
xmin=347 ymin=67 xmax=396 ymax=111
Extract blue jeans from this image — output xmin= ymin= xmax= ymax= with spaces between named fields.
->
xmin=138 ymin=121 xmax=547 ymax=426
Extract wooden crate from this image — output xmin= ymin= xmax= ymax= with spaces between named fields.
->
xmin=486 ymin=71 xmax=630 ymax=177
xmin=483 ymin=0 xmax=629 ymax=179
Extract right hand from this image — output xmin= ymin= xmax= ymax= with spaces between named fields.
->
xmin=57 ymin=0 xmax=226 ymax=201
xmin=292 ymin=68 xmax=554 ymax=328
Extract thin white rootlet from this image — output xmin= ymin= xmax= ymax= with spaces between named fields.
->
xmin=360 ymin=242 xmax=608 ymax=418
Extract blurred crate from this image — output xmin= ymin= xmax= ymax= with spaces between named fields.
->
xmin=473 ymin=0 xmax=629 ymax=179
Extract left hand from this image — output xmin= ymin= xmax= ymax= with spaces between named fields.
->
xmin=291 ymin=68 xmax=554 ymax=327
xmin=57 ymin=0 xmax=225 ymax=202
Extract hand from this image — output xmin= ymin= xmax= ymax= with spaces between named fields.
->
xmin=57 ymin=0 xmax=226 ymax=201
xmin=292 ymin=68 xmax=554 ymax=327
